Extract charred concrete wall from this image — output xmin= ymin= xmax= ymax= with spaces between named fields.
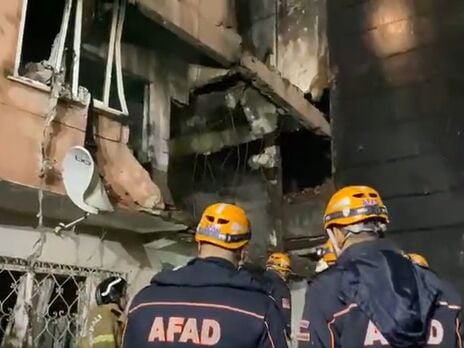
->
xmin=236 ymin=0 xmax=329 ymax=99
xmin=169 ymin=140 xmax=276 ymax=266
xmin=277 ymin=0 xmax=328 ymax=99
xmin=236 ymin=1 xmax=332 ymax=254
xmin=191 ymin=0 xmax=237 ymax=29
xmin=236 ymin=0 xmax=277 ymax=63
xmin=0 ymin=2 xmax=198 ymax=301
xmin=328 ymin=0 xmax=464 ymax=290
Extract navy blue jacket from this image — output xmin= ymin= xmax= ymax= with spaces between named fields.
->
xmin=261 ymin=270 xmax=292 ymax=338
xmin=123 ymin=257 xmax=288 ymax=348
xmin=298 ymin=240 xmax=462 ymax=348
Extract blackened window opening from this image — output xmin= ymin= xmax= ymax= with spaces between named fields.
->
xmin=280 ymin=130 xmax=331 ymax=194
xmin=19 ymin=0 xmax=67 ymax=78
xmin=123 ymin=77 xmax=147 ymax=162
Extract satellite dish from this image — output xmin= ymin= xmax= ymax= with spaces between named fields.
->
xmin=62 ymin=146 xmax=114 ymax=214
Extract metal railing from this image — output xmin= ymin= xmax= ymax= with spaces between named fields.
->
xmin=0 ymin=256 xmax=123 ymax=348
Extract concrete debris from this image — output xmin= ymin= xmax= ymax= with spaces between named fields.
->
xmin=225 ymin=84 xmax=246 ymax=109
xmin=23 ymin=31 xmax=64 ymax=86
xmin=240 ymin=88 xmax=278 ymax=136
xmin=22 ymin=61 xmax=53 ymax=84
xmin=59 ymin=85 xmax=90 ymax=104
xmin=249 ymin=146 xmax=278 ymax=170
xmin=225 ymin=92 xmax=239 ymax=109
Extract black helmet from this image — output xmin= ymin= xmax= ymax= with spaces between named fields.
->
xmin=95 ymin=276 xmax=127 ymax=306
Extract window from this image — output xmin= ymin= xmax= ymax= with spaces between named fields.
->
xmin=0 ymin=256 xmax=124 ymax=347
xmin=13 ymin=0 xmax=128 ymax=115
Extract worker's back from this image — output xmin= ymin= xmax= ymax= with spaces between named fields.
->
xmin=261 ymin=269 xmax=292 ymax=338
xmin=123 ymin=257 xmax=288 ymax=348
xmin=299 ymin=240 xmax=462 ymax=348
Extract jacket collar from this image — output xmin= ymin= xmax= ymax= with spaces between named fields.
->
xmin=191 ymin=256 xmax=237 ymax=270
xmin=338 ymin=239 xmax=396 ymax=264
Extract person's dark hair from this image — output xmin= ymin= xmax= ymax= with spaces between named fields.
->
xmin=95 ymin=276 xmax=127 ymax=306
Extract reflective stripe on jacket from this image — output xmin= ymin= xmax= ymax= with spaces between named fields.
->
xmin=123 ymin=257 xmax=288 ymax=348
xmin=80 ymin=303 xmax=125 ymax=348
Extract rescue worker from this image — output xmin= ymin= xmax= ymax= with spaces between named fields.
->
xmin=299 ymin=185 xmax=462 ymax=347
xmin=408 ymin=252 xmax=430 ymax=268
xmin=314 ymin=240 xmax=336 ymax=274
xmin=80 ymin=276 xmax=127 ymax=348
xmin=263 ymin=252 xmax=293 ymax=338
xmin=123 ymin=203 xmax=288 ymax=348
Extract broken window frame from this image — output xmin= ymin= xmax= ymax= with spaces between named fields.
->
xmin=11 ymin=0 xmax=129 ymax=117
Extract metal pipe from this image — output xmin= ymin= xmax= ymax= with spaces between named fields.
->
xmin=54 ymin=213 xmax=90 ymax=235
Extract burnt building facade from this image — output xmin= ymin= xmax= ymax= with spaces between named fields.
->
xmin=0 ymin=0 xmax=330 ymax=345
xmin=328 ymin=0 xmax=464 ymax=290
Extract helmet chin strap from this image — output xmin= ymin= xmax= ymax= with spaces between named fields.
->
xmin=326 ymin=228 xmax=342 ymax=256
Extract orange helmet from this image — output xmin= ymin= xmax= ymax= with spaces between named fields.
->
xmin=322 ymin=240 xmax=337 ymax=265
xmin=195 ymin=203 xmax=251 ymax=250
xmin=408 ymin=253 xmax=429 ymax=268
xmin=316 ymin=240 xmax=337 ymax=265
xmin=266 ymin=252 xmax=291 ymax=275
xmin=323 ymin=186 xmax=389 ymax=229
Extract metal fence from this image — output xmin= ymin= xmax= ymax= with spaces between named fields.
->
xmin=0 ymin=256 xmax=123 ymax=348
